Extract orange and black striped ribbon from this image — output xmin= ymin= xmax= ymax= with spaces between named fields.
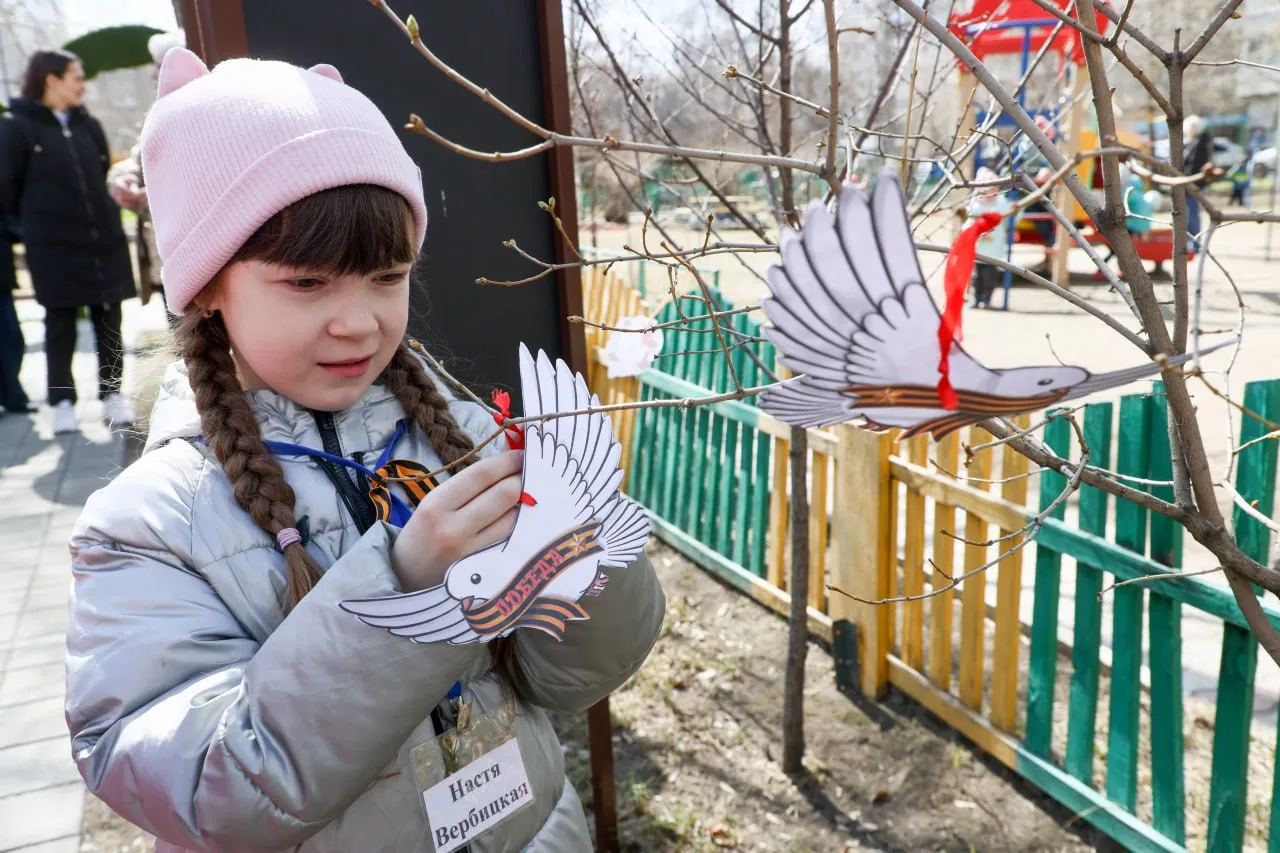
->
xmin=368 ymin=459 xmax=440 ymax=523
xmin=462 ymin=521 xmax=603 ymax=639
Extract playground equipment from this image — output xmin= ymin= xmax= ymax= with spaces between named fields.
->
xmin=948 ymin=0 xmax=1177 ymax=290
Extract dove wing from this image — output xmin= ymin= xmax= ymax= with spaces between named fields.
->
xmin=339 ymin=585 xmax=479 ymax=645
xmin=506 ymin=345 xmax=628 ymax=555
xmin=760 ymin=172 xmax=995 ymax=426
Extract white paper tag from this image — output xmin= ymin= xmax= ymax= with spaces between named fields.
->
xmin=423 ymin=737 xmax=533 ymax=853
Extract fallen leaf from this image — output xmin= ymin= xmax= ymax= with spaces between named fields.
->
xmin=708 ymin=825 xmax=737 ymax=847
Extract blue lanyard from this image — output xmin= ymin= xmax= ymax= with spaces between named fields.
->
xmin=259 ymin=420 xmax=417 ymax=527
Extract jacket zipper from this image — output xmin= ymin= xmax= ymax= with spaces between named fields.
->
xmin=61 ymin=123 xmax=100 ymax=240
xmin=61 ymin=121 xmax=106 ymax=286
xmin=312 ymin=411 xmax=377 ymax=532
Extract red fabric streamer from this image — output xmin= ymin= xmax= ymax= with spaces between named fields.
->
xmin=491 ymin=389 xmax=525 ymax=450
xmin=937 ymin=211 xmax=1004 ymax=410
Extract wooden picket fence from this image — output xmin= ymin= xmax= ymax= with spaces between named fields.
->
xmin=582 ymin=269 xmax=1280 ymax=852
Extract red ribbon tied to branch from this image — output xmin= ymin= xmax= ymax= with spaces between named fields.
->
xmin=937 ymin=211 xmax=1004 ymax=411
xmin=491 ymin=389 xmax=526 ymax=451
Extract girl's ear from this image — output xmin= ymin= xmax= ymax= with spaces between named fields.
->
xmin=193 ymin=277 xmax=223 ymax=316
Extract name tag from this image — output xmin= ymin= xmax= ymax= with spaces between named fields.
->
xmin=422 ymin=738 xmax=532 ymax=853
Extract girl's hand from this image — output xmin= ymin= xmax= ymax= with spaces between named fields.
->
xmin=390 ymin=451 xmax=524 ymax=592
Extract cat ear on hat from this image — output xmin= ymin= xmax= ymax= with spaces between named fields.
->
xmin=156 ymin=47 xmax=210 ymax=97
xmin=308 ymin=64 xmax=344 ymax=83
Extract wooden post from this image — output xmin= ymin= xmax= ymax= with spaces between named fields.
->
xmin=1051 ymin=64 xmax=1088 ymax=289
xmin=832 ymin=425 xmax=893 ymax=698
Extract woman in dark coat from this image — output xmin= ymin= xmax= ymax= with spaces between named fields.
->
xmin=0 ymin=50 xmax=136 ymax=434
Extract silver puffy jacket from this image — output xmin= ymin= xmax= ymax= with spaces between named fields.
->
xmin=66 ymin=357 xmax=665 ymax=852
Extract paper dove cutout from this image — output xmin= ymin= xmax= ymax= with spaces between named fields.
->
xmin=603 ymin=316 xmax=665 ymax=378
xmin=340 ymin=344 xmax=651 ymax=644
xmin=758 ymin=172 xmax=1234 ymax=439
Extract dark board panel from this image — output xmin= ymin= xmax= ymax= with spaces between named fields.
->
xmin=240 ymin=0 xmax=565 ymax=396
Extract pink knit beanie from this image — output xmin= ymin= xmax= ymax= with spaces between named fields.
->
xmin=140 ymin=48 xmax=428 ymax=315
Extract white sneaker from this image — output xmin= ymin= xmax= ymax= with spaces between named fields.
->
xmin=52 ymin=400 xmax=78 ymax=435
xmin=103 ymin=393 xmax=136 ymax=429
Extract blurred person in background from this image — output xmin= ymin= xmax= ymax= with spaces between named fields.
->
xmin=1183 ymin=115 xmax=1213 ymax=252
xmin=0 ymin=50 xmax=137 ymax=434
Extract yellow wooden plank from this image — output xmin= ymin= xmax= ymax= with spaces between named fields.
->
xmin=887 ymin=656 xmax=1019 ymax=768
xmin=901 ymin=436 xmax=929 ymax=670
xmin=886 ymin=438 xmax=900 ymax=657
xmin=755 ymin=411 xmax=838 ymax=456
xmin=808 ymin=452 xmax=829 ymax=612
xmin=619 ymin=376 xmax=639 ymax=492
xmin=831 ymin=427 xmax=894 ymax=699
xmin=959 ymin=428 xmax=994 ymax=712
xmin=991 ymin=417 xmax=1031 ymax=732
xmin=928 ymin=433 xmax=960 ymax=690
xmin=889 ymin=458 xmax=1027 ymax=532
xmin=768 ymin=436 xmax=790 ymax=590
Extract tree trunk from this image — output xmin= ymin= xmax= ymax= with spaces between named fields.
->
xmin=782 ymin=425 xmax=810 ymax=773
xmin=777 ymin=0 xmax=810 ymax=777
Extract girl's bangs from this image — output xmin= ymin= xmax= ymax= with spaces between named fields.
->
xmin=233 ymin=184 xmax=417 ymax=275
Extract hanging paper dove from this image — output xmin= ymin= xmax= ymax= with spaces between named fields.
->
xmin=340 ymin=344 xmax=650 ymax=644
xmin=758 ymin=171 xmax=1233 ymax=439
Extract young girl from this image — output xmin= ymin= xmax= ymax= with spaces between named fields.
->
xmin=66 ymin=48 xmax=665 ymax=853
xmin=965 ymin=167 xmax=1013 ymax=308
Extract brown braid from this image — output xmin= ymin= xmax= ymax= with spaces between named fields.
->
xmin=381 ymin=341 xmax=477 ymax=468
xmin=383 ymin=339 xmax=528 ymax=698
xmin=177 ymin=307 xmax=324 ymax=610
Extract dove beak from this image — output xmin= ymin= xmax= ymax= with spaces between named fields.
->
xmin=460 ymin=596 xmax=474 ymax=612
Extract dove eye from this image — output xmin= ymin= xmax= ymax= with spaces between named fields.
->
xmin=1038 ymin=378 xmax=1055 ymax=387
xmin=470 ymin=573 xmax=482 ymax=585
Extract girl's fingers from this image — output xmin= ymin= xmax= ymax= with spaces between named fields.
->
xmin=426 ymin=451 xmax=523 ymax=511
xmin=471 ymin=506 xmax=519 ymax=553
xmin=455 ymin=473 xmax=523 ymax=533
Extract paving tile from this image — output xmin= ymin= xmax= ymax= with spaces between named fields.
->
xmin=0 ymin=587 xmax=32 ymax=616
xmin=0 ymin=550 xmax=41 ymax=575
xmin=28 ymin=566 xmax=69 ymax=592
xmin=4 ymin=635 xmax=67 ymax=671
xmin=12 ymin=608 xmax=67 ymax=642
xmin=0 ymin=663 xmax=65 ymax=707
xmin=0 ymin=613 xmax=16 ymax=644
xmin=18 ymin=587 xmax=68 ymax=616
xmin=0 ymin=698 xmax=67 ymax=749
xmin=0 ymin=572 xmax=33 ymax=597
xmin=0 ymin=783 xmax=84 ymax=850
xmin=0 ymin=738 xmax=77 ymax=798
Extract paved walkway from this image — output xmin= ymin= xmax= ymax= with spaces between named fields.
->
xmin=0 ymin=297 xmax=163 ymax=853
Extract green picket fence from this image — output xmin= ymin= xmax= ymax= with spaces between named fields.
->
xmin=1013 ymin=383 xmax=1280 ymax=851
xmin=623 ymin=292 xmax=782 ymax=585
xmin=595 ymin=279 xmax=1280 ymax=850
